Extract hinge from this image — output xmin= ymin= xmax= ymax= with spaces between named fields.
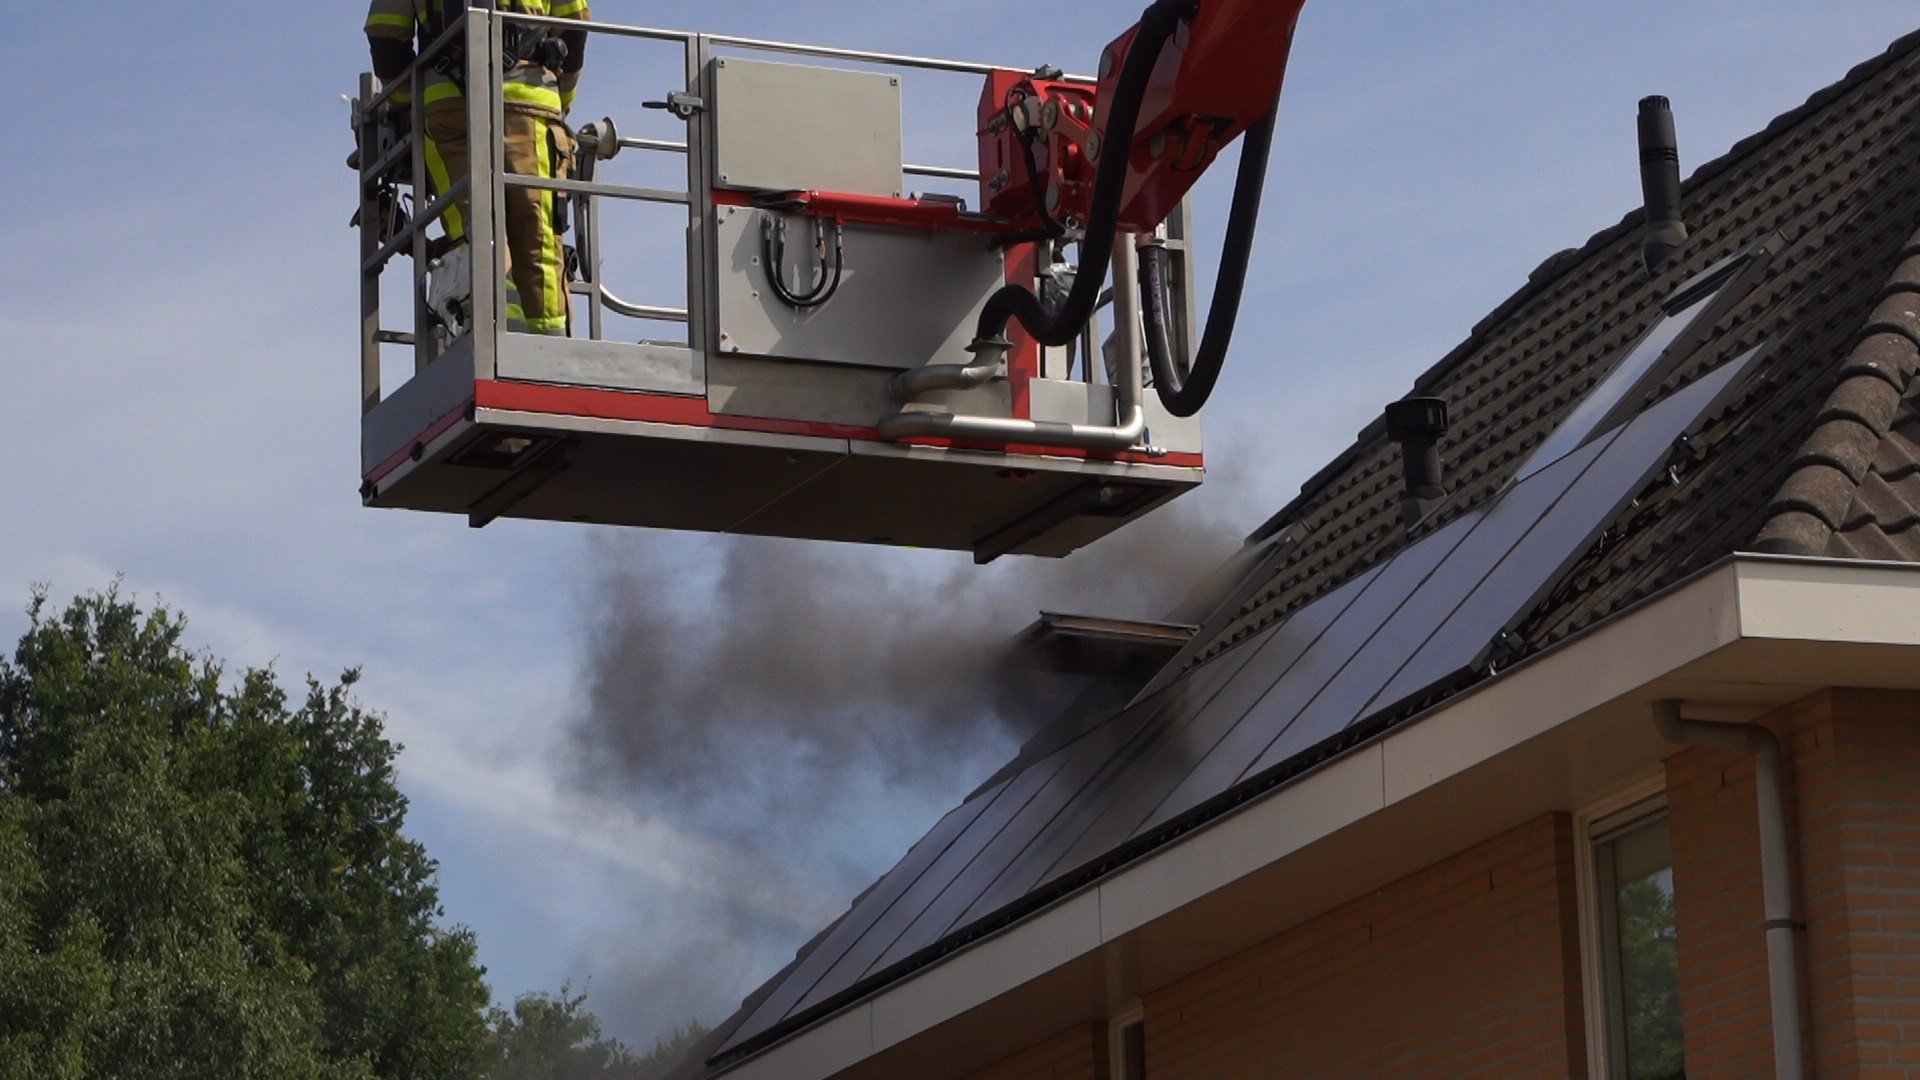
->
xmin=644 ymin=91 xmax=706 ymax=120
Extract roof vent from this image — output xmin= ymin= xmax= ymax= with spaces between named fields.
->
xmin=1385 ymin=397 xmax=1449 ymax=529
xmin=1638 ymin=95 xmax=1690 ymax=276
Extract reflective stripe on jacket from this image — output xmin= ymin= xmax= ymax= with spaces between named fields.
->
xmin=364 ymin=0 xmax=590 ymax=114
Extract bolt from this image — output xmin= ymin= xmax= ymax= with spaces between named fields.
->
xmin=1099 ymin=48 xmax=1116 ymax=80
xmin=1086 ymin=132 xmax=1102 ymax=163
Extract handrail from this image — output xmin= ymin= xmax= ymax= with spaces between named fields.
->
xmin=358 ymin=10 xmax=1075 ymax=414
xmin=362 ymin=178 xmax=470 ymax=273
xmin=502 ymin=173 xmax=688 ymax=206
xmin=502 ymin=10 xmax=1094 ymax=81
xmin=600 ymin=289 xmax=691 ymax=323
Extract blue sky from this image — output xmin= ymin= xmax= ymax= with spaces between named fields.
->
xmin=7 ymin=0 xmax=1917 ymax=1051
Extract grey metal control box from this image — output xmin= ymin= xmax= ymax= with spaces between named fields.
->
xmin=709 ymin=57 xmax=905 ymax=197
xmin=713 ymin=205 xmax=1006 ymax=370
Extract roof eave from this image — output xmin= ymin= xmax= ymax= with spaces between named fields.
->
xmin=705 ymin=555 xmax=1920 ymax=1080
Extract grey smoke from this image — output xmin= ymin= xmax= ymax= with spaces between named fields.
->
xmin=563 ymin=478 xmax=1251 ymax=1046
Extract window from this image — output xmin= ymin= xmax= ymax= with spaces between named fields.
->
xmin=1578 ymin=782 xmax=1686 ymax=1080
xmin=1108 ymin=1005 xmax=1146 ymax=1080
xmin=1515 ymin=234 xmax=1781 ymax=483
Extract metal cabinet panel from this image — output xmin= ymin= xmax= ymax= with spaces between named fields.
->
xmin=715 ymin=207 xmax=1006 ymax=371
xmin=710 ymin=57 xmax=904 ymax=197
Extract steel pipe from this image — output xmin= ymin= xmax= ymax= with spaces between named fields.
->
xmin=876 ymin=405 xmax=1147 ymax=452
xmin=904 ymin=163 xmax=980 ymax=181
xmin=889 ymin=344 xmax=1006 ymax=399
xmin=881 ymin=243 xmax=1149 ymax=453
xmin=619 ymin=136 xmax=690 ymax=154
xmin=600 ymin=289 xmax=690 ymax=323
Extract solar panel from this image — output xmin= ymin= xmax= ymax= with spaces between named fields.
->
xmin=1131 ymin=521 xmax=1474 ymax=834
xmin=718 ymin=780 xmax=1006 ymax=1050
xmin=851 ymin=697 xmax=1172 ymax=979
xmin=721 ymin=345 xmax=1765 ymax=1055
xmin=940 ymin=687 xmax=1197 ymax=931
xmin=779 ymin=735 xmax=1092 ymax=1015
xmin=1514 ymin=309 xmax=1694 ymax=482
xmin=1347 ymin=344 xmax=1766 ymax=731
xmin=1238 ymin=435 xmax=1614 ymax=775
xmin=1027 ymin=564 xmax=1388 ymax=885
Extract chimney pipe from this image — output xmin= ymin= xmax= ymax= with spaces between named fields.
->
xmin=1638 ymin=95 xmax=1689 ymax=275
xmin=1385 ymin=397 xmax=1449 ymax=528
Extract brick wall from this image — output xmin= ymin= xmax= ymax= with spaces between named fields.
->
xmin=1666 ymin=689 xmax=1920 ymax=1079
xmin=1137 ymin=814 xmax=1586 ymax=1080
xmin=1797 ymin=691 xmax=1920 ymax=1077
xmin=963 ymin=1022 xmax=1106 ymax=1080
xmin=959 ymin=692 xmax=1919 ymax=1080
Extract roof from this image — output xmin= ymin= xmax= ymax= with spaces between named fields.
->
xmin=687 ymin=26 xmax=1920 ymax=1076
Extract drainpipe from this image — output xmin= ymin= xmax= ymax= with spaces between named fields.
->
xmin=1651 ymin=700 xmax=1804 ymax=1080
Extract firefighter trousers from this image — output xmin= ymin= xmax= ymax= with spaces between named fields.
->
xmin=423 ymin=98 xmax=576 ymax=335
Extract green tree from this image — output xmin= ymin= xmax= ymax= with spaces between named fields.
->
xmin=488 ymin=988 xmax=708 ymax=1080
xmin=1617 ymin=871 xmax=1684 ymax=1080
xmin=0 ymin=588 xmax=493 ymax=1079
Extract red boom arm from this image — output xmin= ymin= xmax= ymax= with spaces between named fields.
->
xmin=978 ymin=0 xmax=1308 ymax=234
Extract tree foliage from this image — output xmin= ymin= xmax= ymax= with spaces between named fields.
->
xmin=488 ymin=988 xmax=707 ymax=1080
xmin=1617 ymin=871 xmax=1684 ymax=1080
xmin=0 ymin=588 xmax=493 ymax=1078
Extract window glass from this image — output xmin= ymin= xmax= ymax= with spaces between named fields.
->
xmin=1596 ymin=816 xmax=1684 ymax=1080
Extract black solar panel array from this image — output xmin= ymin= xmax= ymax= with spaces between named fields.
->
xmin=717 ymin=348 xmax=1762 ymax=1058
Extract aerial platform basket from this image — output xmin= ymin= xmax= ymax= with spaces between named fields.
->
xmin=354 ymin=5 xmax=1206 ymax=560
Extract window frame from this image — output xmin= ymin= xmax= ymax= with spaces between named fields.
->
xmin=1574 ymin=774 xmax=1676 ymax=1080
xmin=1107 ymin=1003 xmax=1146 ymax=1080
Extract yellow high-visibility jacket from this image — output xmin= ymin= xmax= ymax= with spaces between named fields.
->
xmin=366 ymin=0 xmax=591 ymax=115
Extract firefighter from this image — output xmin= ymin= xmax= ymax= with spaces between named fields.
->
xmin=365 ymin=0 xmax=590 ymax=336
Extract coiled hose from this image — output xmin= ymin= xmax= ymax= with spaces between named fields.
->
xmin=973 ymin=0 xmax=1197 ymax=348
xmin=1139 ymin=105 xmax=1278 ymax=417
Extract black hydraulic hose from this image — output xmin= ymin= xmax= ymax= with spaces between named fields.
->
xmin=763 ymin=218 xmax=844 ymax=309
xmin=1140 ymin=105 xmax=1278 ymax=417
xmin=975 ymin=0 xmax=1197 ymax=348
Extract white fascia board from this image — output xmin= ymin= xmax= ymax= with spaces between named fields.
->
xmin=717 ymin=556 xmax=1920 ymax=1080
xmin=1733 ymin=555 xmax=1920 ymax=643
